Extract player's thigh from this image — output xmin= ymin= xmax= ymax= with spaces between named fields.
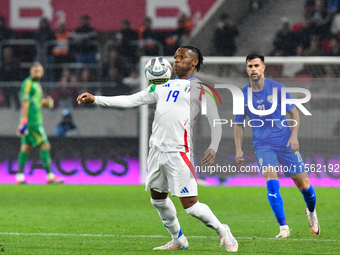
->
xmin=24 ymin=125 xmax=49 ymax=147
xmin=145 ymin=147 xmax=169 ymax=194
xmin=256 ymin=147 xmax=279 ymax=180
xmin=164 ymin=151 xmax=197 ymax=197
xmin=277 ymin=147 xmax=306 ymax=177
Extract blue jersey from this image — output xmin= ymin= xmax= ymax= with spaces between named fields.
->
xmin=235 ymin=78 xmax=295 ymax=149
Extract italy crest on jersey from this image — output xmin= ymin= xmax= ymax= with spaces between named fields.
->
xmin=267 ymin=95 xmax=273 ymax=103
xmin=184 ymin=84 xmax=191 ymax=93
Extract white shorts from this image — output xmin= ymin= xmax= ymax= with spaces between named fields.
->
xmin=145 ymin=147 xmax=197 ymax=197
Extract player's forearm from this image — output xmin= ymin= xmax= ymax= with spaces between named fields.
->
xmin=289 ymin=108 xmax=300 ymax=138
xmin=209 ymin=124 xmax=222 ymax=153
xmin=206 ymin=104 xmax=222 ymax=153
xmin=234 ymin=124 xmax=244 ymax=153
xmin=94 ymin=95 xmax=142 ymax=108
xmin=21 ymin=101 xmax=29 ymax=120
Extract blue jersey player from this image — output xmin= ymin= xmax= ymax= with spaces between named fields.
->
xmin=234 ymin=53 xmax=320 ymax=238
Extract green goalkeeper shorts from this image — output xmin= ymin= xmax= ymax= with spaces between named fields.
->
xmin=21 ymin=124 xmax=49 ymax=147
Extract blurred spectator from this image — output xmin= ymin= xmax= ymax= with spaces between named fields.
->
xmin=50 ymin=68 xmax=78 ymax=108
xmin=34 ymin=17 xmax=56 ymax=81
xmin=70 ymin=14 xmax=97 ymax=65
xmin=323 ymin=64 xmax=337 ymax=77
xmin=304 ymin=35 xmax=324 ymax=55
xmin=102 ymin=67 xmax=123 ymax=96
xmin=0 ymin=47 xmax=21 ymax=109
xmin=327 ymin=0 xmax=339 ymax=13
xmin=103 ymin=65 xmax=133 ymax=96
xmin=0 ymin=15 xmax=15 ymax=42
xmin=331 ymin=5 xmax=340 ymax=38
xmin=103 ymin=48 xmax=130 ymax=80
xmin=272 ymin=17 xmax=296 ymax=56
xmin=138 ymin=17 xmax=159 ymax=56
xmin=282 ymin=45 xmax=305 ymax=77
xmin=34 ymin=17 xmax=56 ymax=59
xmin=327 ymin=37 xmax=340 ymax=55
xmin=164 ymin=13 xmax=193 ymax=55
xmin=295 ymin=15 xmax=314 ymax=50
xmin=122 ymin=69 xmax=140 ymax=93
xmin=117 ymin=19 xmax=138 ymax=64
xmin=305 ymin=0 xmax=316 ymax=14
xmin=296 ymin=45 xmax=305 ymax=56
xmin=310 ymin=0 xmax=333 ymax=39
xmin=54 ymin=109 xmax=80 ymax=137
xmin=53 ymin=21 xmax=71 ymax=63
xmin=213 ymin=13 xmax=239 ymax=56
xmin=251 ymin=0 xmax=260 ymax=11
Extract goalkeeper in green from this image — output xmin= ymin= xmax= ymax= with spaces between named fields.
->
xmin=16 ymin=62 xmax=63 ymax=184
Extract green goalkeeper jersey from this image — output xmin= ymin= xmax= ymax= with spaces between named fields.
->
xmin=20 ymin=76 xmax=43 ymax=125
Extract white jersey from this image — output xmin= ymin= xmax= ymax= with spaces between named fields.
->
xmin=93 ymin=77 xmax=221 ymax=153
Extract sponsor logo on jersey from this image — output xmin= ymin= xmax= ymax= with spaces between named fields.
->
xmin=257 ymin=99 xmax=264 ymax=104
xmin=163 ymin=83 xmax=170 ymax=87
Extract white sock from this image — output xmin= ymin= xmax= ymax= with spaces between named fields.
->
xmin=151 ymin=198 xmax=186 ymax=244
xmin=185 ymin=201 xmax=225 ymax=237
xmin=47 ymin=172 xmax=55 ymax=180
xmin=16 ymin=173 xmax=25 ymax=182
xmin=280 ymin=225 xmax=289 ymax=231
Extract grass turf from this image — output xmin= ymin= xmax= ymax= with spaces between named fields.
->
xmin=0 ymin=185 xmax=339 ymax=254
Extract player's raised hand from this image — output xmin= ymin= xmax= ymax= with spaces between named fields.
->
xmin=201 ymin=148 xmax=216 ymax=166
xmin=77 ymin=92 xmax=95 ymax=105
xmin=287 ymin=135 xmax=299 ymax=154
xmin=235 ymin=150 xmax=244 ymax=165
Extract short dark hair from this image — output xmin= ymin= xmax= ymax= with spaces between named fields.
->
xmin=81 ymin=14 xmax=90 ymax=21
xmin=179 ymin=45 xmax=204 ymax=72
xmin=220 ymin=13 xmax=229 ymax=20
xmin=246 ymin=53 xmax=265 ymax=63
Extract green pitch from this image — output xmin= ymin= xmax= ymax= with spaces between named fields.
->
xmin=0 ymin=185 xmax=339 ymax=254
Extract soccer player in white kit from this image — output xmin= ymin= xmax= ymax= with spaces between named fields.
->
xmin=77 ymin=46 xmax=238 ymax=252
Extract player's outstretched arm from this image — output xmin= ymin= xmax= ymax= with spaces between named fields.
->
xmin=234 ymin=124 xmax=245 ymax=165
xmin=77 ymin=92 xmax=95 ymax=105
xmin=78 ymin=87 xmax=156 ymax=108
xmin=287 ymin=107 xmax=300 ymax=153
xmin=201 ymin=148 xmax=216 ymax=166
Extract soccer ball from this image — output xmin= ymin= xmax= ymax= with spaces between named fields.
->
xmin=144 ymin=57 xmax=172 ymax=84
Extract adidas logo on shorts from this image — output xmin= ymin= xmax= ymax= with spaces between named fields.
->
xmin=180 ymin=187 xmax=189 ymax=194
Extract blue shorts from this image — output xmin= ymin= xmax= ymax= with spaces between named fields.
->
xmin=255 ymin=145 xmax=306 ymax=177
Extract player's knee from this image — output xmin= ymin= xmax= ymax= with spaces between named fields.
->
xmin=40 ymin=142 xmax=51 ymax=150
xmin=180 ymin=196 xmax=198 ymax=209
xmin=21 ymin=144 xmax=31 ymax=153
xmin=150 ymin=197 xmax=167 ymax=209
xmin=297 ymin=179 xmax=310 ymax=191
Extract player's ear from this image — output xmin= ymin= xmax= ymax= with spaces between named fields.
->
xmin=192 ymin=58 xmax=198 ymax=68
xmin=263 ymin=64 xmax=266 ymax=72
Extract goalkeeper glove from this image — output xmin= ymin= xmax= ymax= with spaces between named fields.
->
xmin=17 ymin=117 xmax=28 ymax=136
xmin=42 ymin=96 xmax=54 ymax=109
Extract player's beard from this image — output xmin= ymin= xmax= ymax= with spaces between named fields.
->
xmin=250 ymin=73 xmax=261 ymax=83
